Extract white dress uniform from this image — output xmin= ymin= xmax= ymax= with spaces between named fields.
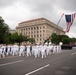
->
xmin=26 ymin=45 xmax=31 ymax=57
xmin=34 ymin=45 xmax=39 ymax=58
xmin=59 ymin=42 xmax=62 ymax=52
xmin=0 ymin=46 xmax=2 ymax=58
xmin=10 ymin=45 xmax=14 ymax=55
xmin=37 ymin=45 xmax=42 ymax=57
xmin=12 ymin=45 xmax=16 ymax=56
xmin=46 ymin=45 xmax=50 ymax=55
xmin=15 ymin=45 xmax=19 ymax=55
xmin=48 ymin=44 xmax=54 ymax=54
xmin=53 ymin=45 xmax=57 ymax=54
xmin=19 ymin=45 xmax=25 ymax=56
xmin=1 ymin=45 xmax=6 ymax=58
xmin=12 ymin=45 xmax=17 ymax=56
xmin=32 ymin=45 xmax=35 ymax=55
xmin=7 ymin=45 xmax=11 ymax=55
xmin=59 ymin=45 xmax=61 ymax=53
xmin=57 ymin=45 xmax=59 ymax=53
xmin=41 ymin=45 xmax=46 ymax=58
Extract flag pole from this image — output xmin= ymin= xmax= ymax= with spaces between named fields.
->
xmin=57 ymin=13 xmax=64 ymax=25
xmin=52 ymin=13 xmax=64 ymax=33
xmin=49 ymin=13 xmax=64 ymax=41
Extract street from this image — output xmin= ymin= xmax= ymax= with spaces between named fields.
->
xmin=0 ymin=49 xmax=76 ymax=75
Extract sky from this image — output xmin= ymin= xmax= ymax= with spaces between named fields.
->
xmin=0 ymin=0 xmax=76 ymax=38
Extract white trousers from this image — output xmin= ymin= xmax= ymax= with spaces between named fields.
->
xmin=41 ymin=52 xmax=46 ymax=58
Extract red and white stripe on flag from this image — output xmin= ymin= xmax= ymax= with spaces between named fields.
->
xmin=65 ymin=22 xmax=72 ymax=32
xmin=65 ymin=13 xmax=76 ymax=32
xmin=71 ymin=13 xmax=76 ymax=25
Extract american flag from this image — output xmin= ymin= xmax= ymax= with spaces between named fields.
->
xmin=65 ymin=13 xmax=76 ymax=32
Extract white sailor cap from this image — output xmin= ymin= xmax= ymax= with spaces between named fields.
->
xmin=49 ymin=42 xmax=51 ymax=45
xmin=59 ymin=42 xmax=63 ymax=45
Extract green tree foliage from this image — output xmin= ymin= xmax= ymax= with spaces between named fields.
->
xmin=62 ymin=38 xmax=70 ymax=44
xmin=10 ymin=33 xmax=28 ymax=44
xmin=9 ymin=32 xmax=35 ymax=44
xmin=3 ymin=33 xmax=11 ymax=44
xmin=51 ymin=33 xmax=59 ymax=44
xmin=70 ymin=38 xmax=76 ymax=42
xmin=48 ymin=33 xmax=76 ymax=44
xmin=28 ymin=38 xmax=35 ymax=44
xmin=10 ymin=32 xmax=19 ymax=43
xmin=58 ymin=35 xmax=69 ymax=42
xmin=0 ymin=16 xmax=10 ymax=44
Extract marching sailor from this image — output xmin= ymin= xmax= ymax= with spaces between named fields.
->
xmin=41 ymin=43 xmax=46 ymax=58
xmin=32 ymin=44 xmax=35 ymax=55
xmin=19 ymin=44 xmax=25 ymax=56
xmin=26 ymin=44 xmax=31 ymax=57
xmin=37 ymin=43 xmax=42 ymax=57
xmin=0 ymin=45 xmax=2 ymax=58
xmin=1 ymin=44 xmax=6 ymax=58
xmin=34 ymin=44 xmax=39 ymax=58
xmin=7 ymin=44 xmax=11 ymax=55
xmin=45 ymin=42 xmax=50 ymax=56
xmin=48 ymin=42 xmax=53 ymax=54
xmin=53 ymin=44 xmax=57 ymax=54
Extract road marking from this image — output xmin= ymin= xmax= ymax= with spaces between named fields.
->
xmin=0 ymin=56 xmax=20 ymax=59
xmin=71 ymin=52 xmax=76 ymax=55
xmin=0 ymin=60 xmax=23 ymax=67
xmin=25 ymin=64 xmax=50 ymax=75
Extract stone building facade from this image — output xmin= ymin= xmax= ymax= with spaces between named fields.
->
xmin=16 ymin=18 xmax=65 ymax=43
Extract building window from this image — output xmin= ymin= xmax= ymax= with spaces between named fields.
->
xmin=43 ymin=30 xmax=45 ymax=32
xmin=34 ymin=35 xmax=36 ymax=37
xmin=37 ymin=31 xmax=39 ymax=33
xmin=40 ymin=27 xmax=41 ymax=29
xmin=37 ymin=27 xmax=39 ymax=30
xmin=37 ymin=34 xmax=39 ymax=37
xmin=21 ymin=29 xmax=23 ymax=31
xmin=34 ymin=27 xmax=36 ymax=30
xmin=40 ymin=34 xmax=42 ymax=37
xmin=29 ymin=28 xmax=30 ymax=30
xmin=43 ymin=26 xmax=45 ymax=29
xmin=31 ymin=28 xmax=33 ymax=30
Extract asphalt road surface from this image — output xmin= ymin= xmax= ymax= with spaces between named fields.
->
xmin=0 ymin=49 xmax=76 ymax=75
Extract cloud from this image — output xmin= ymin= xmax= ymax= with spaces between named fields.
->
xmin=0 ymin=0 xmax=19 ymax=8
xmin=0 ymin=0 xmax=76 ymax=37
xmin=0 ymin=1 xmax=41 ymax=29
xmin=55 ymin=0 xmax=76 ymax=11
xmin=21 ymin=0 xmax=61 ymax=26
